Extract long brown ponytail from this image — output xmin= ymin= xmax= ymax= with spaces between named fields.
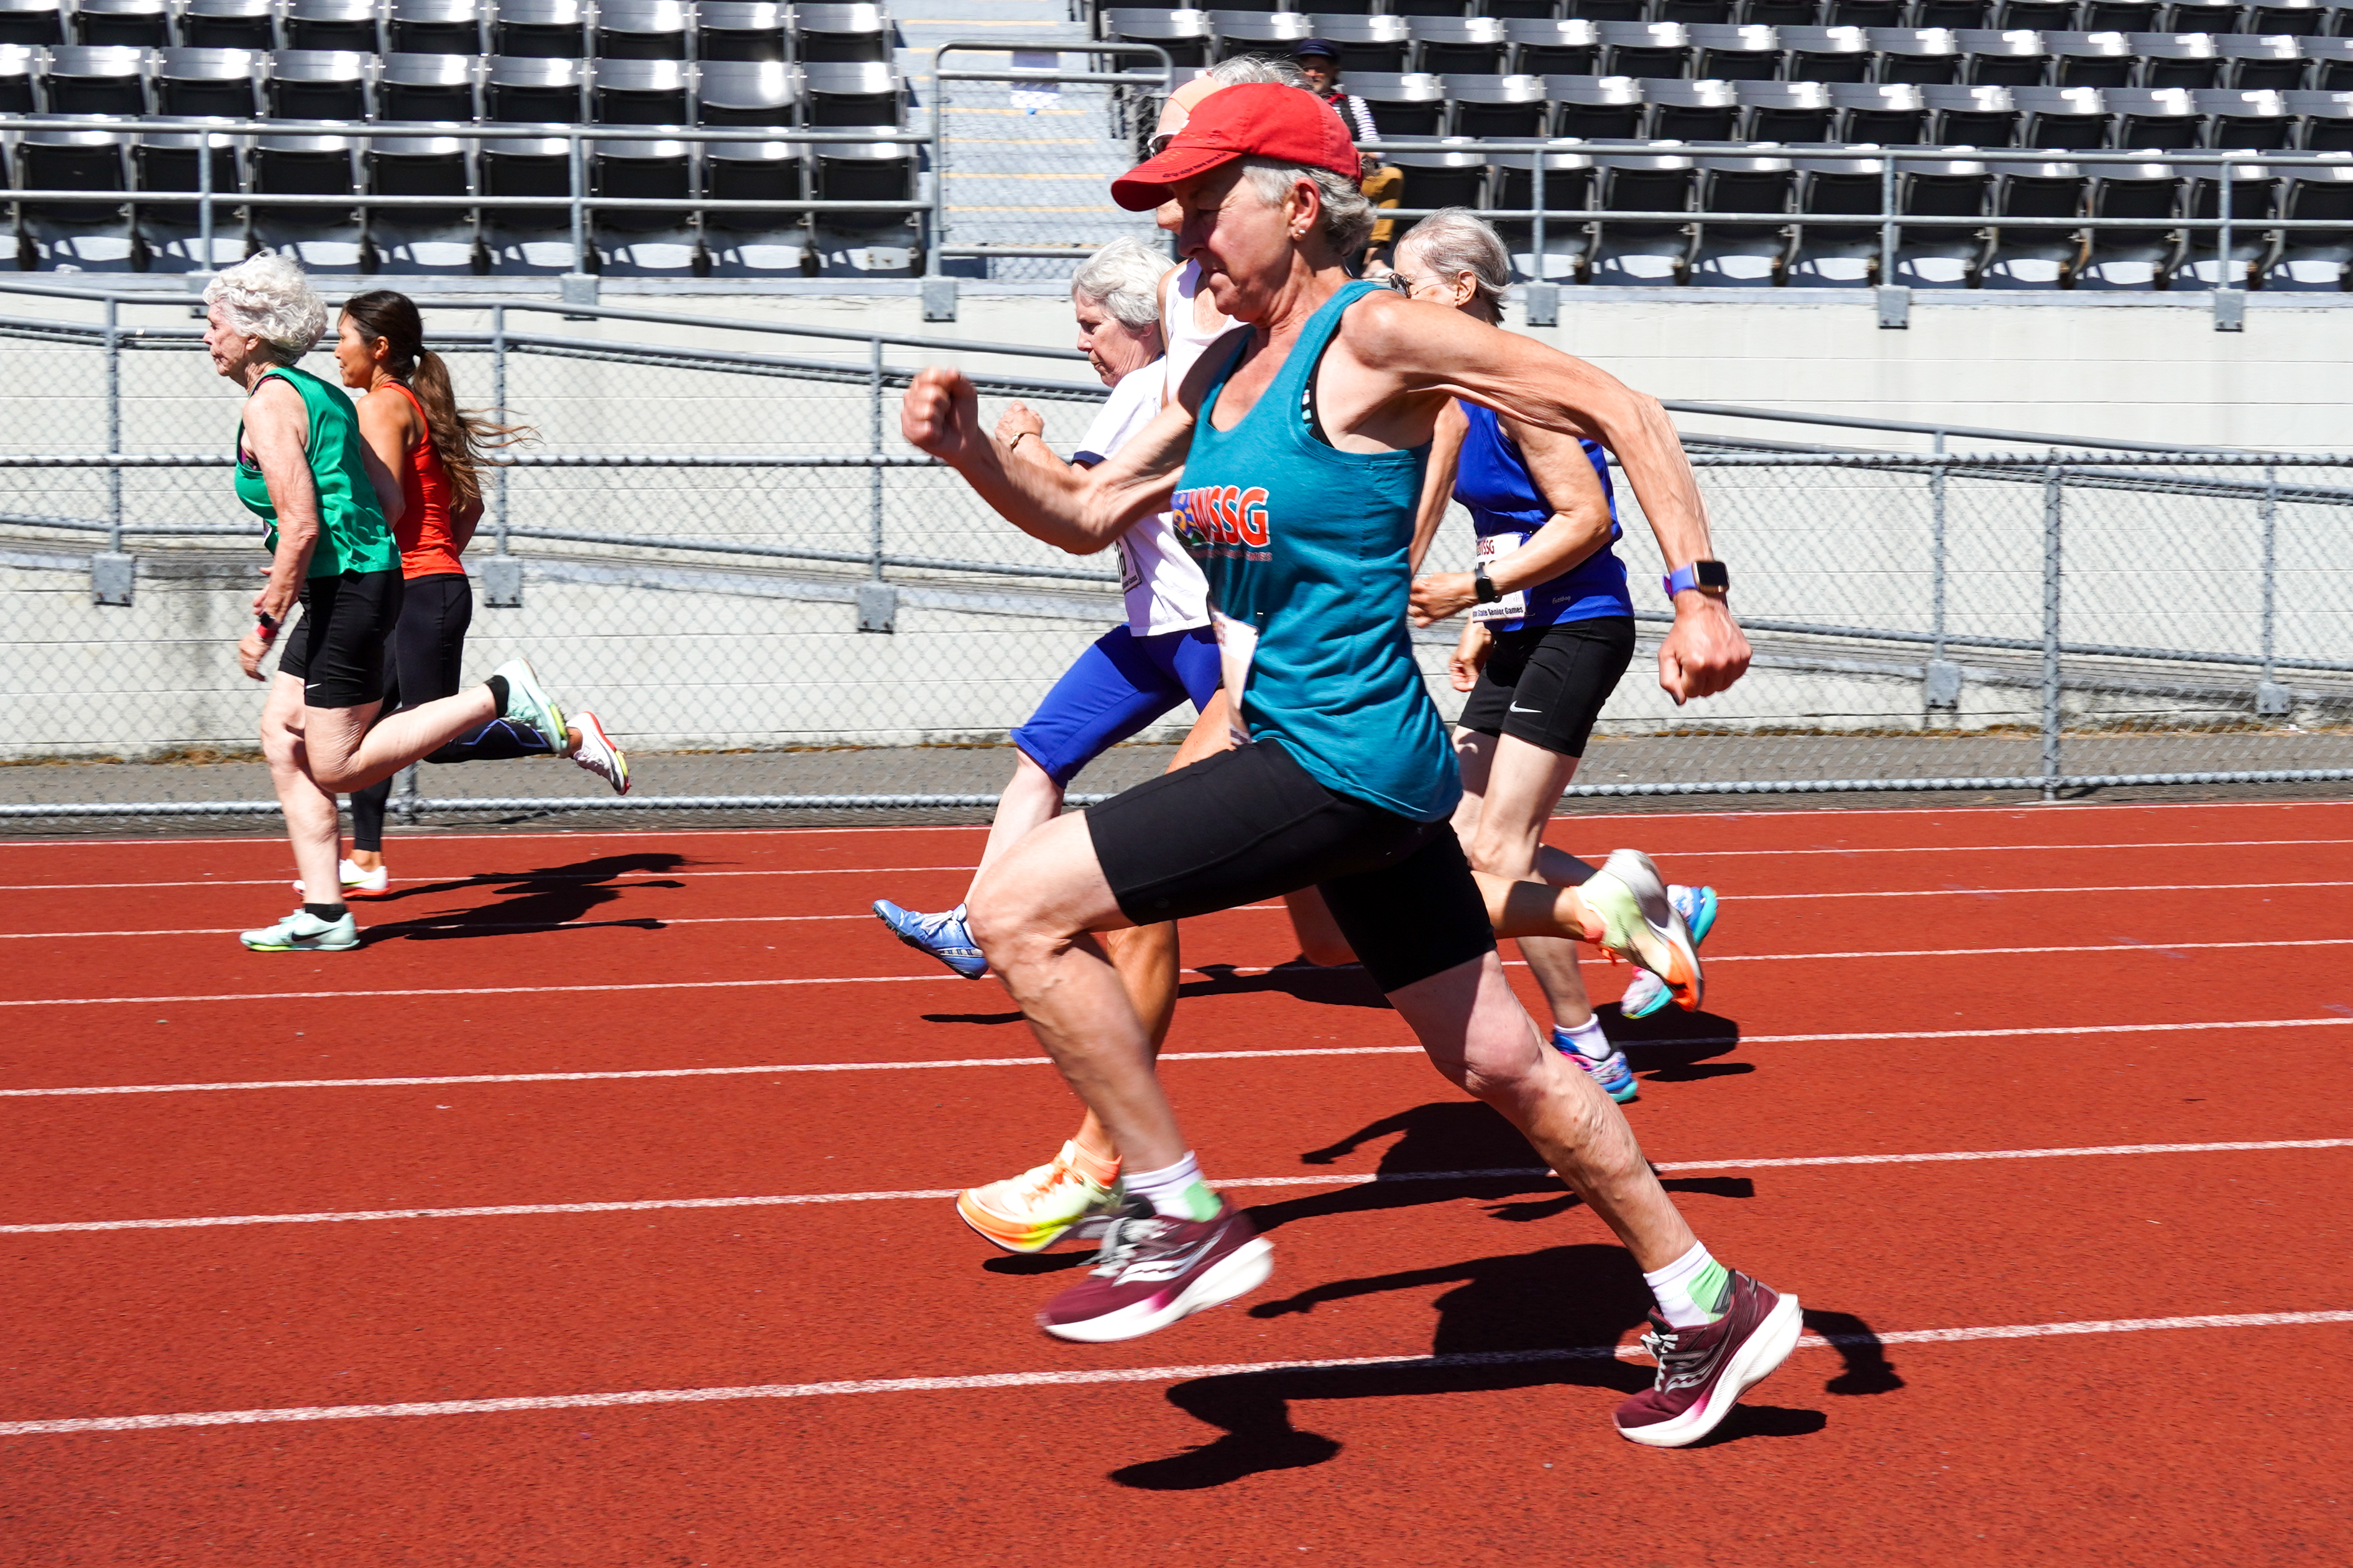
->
xmin=339 ymin=289 xmax=535 ymax=515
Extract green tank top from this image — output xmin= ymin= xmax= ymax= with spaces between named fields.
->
xmin=234 ymin=364 xmax=397 ymax=579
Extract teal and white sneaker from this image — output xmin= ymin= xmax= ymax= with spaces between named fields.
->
xmin=1554 ymin=1027 xmax=1641 ymax=1103
xmin=1621 ymin=885 xmax=1719 ymax=1020
xmin=872 ymin=899 xmax=987 ymax=979
xmin=239 ymin=907 xmax=359 ymax=952
xmin=1579 ymin=850 xmax=1703 ymax=1012
xmin=490 ymin=658 xmax=568 ymax=753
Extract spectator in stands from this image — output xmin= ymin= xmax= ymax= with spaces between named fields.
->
xmin=1293 ymin=37 xmax=1404 ymax=274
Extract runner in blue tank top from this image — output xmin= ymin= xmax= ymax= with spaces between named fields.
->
xmin=900 ymin=83 xmax=1797 ymax=1447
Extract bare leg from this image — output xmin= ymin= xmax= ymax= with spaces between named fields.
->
xmin=260 ymin=674 xmax=343 ymax=904
xmin=1390 ymin=950 xmax=1697 ymax=1272
xmin=967 ymin=750 xmax=1066 ymax=902
xmin=1279 ymin=886 xmax=1356 ymax=966
xmin=967 ymin=811 xmax=1180 ymax=1170
xmin=1062 ymin=695 xmax=1233 ymax=1167
xmin=1467 ymin=733 xmax=1598 ymax=1031
xmin=300 ymin=687 xmax=500 ymax=794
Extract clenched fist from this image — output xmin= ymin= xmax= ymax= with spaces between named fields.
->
xmin=901 ymin=367 xmax=985 ymax=465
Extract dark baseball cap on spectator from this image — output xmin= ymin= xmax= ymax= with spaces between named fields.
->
xmin=1292 ymin=37 xmax=1341 ymax=62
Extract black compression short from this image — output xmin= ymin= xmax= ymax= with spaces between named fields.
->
xmin=1456 ymin=615 xmax=1636 ymax=758
xmin=1086 ymin=738 xmax=1495 ymax=994
xmin=277 ymin=568 xmax=403 ymax=709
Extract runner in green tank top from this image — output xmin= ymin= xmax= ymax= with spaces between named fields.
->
xmin=901 ymin=86 xmax=1800 ymax=1447
xmin=203 ymin=254 xmax=579 ymax=955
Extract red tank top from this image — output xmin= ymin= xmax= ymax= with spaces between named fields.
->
xmin=385 ymin=380 xmax=464 ymax=579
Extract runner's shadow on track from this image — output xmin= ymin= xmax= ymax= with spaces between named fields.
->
xmin=925 ymin=957 xmax=1387 ymax=1027
xmin=359 ymin=852 xmax=686 ymax=942
xmin=1599 ymin=1003 xmax=1754 ymax=1085
xmin=1113 ymin=1251 xmax=1895 ymax=1487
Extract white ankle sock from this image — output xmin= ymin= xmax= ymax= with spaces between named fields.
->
xmin=1124 ymin=1152 xmax=1215 ymax=1221
xmin=1555 ymin=1016 xmax=1612 ymax=1062
xmin=1644 ymin=1241 xmax=1732 ymax=1329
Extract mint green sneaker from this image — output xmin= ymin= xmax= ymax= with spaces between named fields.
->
xmin=491 ymin=658 xmax=568 ymax=753
xmin=1580 ymin=849 xmax=1703 ymax=1012
xmin=239 ymin=907 xmax=359 ymax=952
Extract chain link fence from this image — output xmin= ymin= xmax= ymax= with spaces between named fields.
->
xmin=4 ymin=280 xmax=2351 ymax=824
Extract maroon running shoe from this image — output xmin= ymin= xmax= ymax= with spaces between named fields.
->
xmin=1037 ymin=1204 xmax=1274 ymax=1344
xmin=1614 ymin=1271 xmax=1803 ymax=1448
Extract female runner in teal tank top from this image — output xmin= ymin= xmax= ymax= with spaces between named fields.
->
xmin=898 ymin=85 xmax=1800 ymax=1449
xmin=203 ymin=254 xmax=578 ymax=955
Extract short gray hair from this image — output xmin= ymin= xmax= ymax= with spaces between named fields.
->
xmin=1398 ymin=208 xmax=1511 ymax=321
xmin=1240 ymin=157 xmax=1375 ymax=257
xmin=1071 ymin=236 xmax=1167 ymax=330
xmin=1206 ymin=55 xmax=1310 ymax=89
xmin=204 ymin=252 xmax=327 ymax=360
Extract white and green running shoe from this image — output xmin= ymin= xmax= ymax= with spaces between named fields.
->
xmin=1621 ymin=884 xmax=1719 ymax=1020
xmin=1580 ymin=849 xmax=1703 ymax=1012
xmin=491 ymin=658 xmax=568 ymax=753
xmin=239 ymin=907 xmax=359 ymax=952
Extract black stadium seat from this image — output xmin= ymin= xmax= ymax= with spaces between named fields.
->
xmin=1213 ymin=11 xmax=1312 ymax=65
xmin=283 ymin=0 xmax=379 ymax=53
xmin=1447 ymin=72 xmax=1549 ymax=136
xmin=2217 ymin=32 xmax=2308 ymax=88
xmin=2305 ymin=39 xmax=2353 ymax=89
xmin=591 ymin=57 xmax=687 ymax=124
xmin=2160 ymin=0 xmax=2242 ymax=30
xmin=794 ymin=3 xmax=891 ymax=65
xmin=479 ymin=134 xmax=575 ymax=271
xmin=1743 ymin=77 xmax=1837 ymax=137
xmin=378 ymin=50 xmax=477 ymax=120
xmin=74 ymin=0 xmax=167 ymax=48
xmin=1780 ymin=24 xmax=1872 ymax=80
xmin=248 ymin=132 xmax=364 ymax=268
xmin=699 ymin=59 xmax=797 ymax=124
xmin=2078 ymin=158 xmax=2180 ymax=286
xmin=595 ymin=0 xmax=688 ymax=61
xmin=1409 ymin=17 xmax=1508 ymax=75
xmin=1871 ymin=25 xmax=1965 ymax=83
xmin=1386 ymin=136 xmax=1488 ymax=209
xmin=1692 ymin=150 xmax=1792 ymax=285
xmin=1925 ymin=80 xmax=2024 ymax=139
xmin=131 ymin=127 xmax=241 ymax=269
xmin=803 ymin=60 xmax=901 ymax=126
xmin=1488 ymin=145 xmax=1594 ymax=285
xmin=702 ymin=136 xmax=807 ymax=276
xmin=2184 ymin=158 xmax=2277 ymax=285
xmin=1956 ymin=27 xmax=2050 ymax=84
xmin=1689 ymin=21 xmax=1783 ymax=78
xmin=1308 ymin=15 xmax=1410 ymax=75
xmin=0 ymin=0 xmax=64 ymax=46
xmin=1644 ymin=75 xmax=1738 ymax=137
xmin=1598 ymin=20 xmax=1691 ymax=76
xmin=1894 ymin=151 xmax=1987 ymax=287
xmin=2107 ymin=82 xmax=2204 ymax=143
xmin=590 ymin=136 xmax=698 ymax=274
xmin=2015 ymin=83 xmax=2112 ymax=144
xmin=2288 ymin=85 xmax=2353 ymax=145
xmin=1505 ymin=18 xmax=1601 ymax=76
xmin=365 ymin=131 xmax=477 ymax=272
xmin=1547 ymin=72 xmax=1645 ymax=136
xmin=388 ymin=0 xmax=484 ymax=57
xmin=1979 ymin=156 xmax=2083 ymax=284
xmin=487 ymin=54 xmax=583 ymax=120
xmin=1106 ymin=11 xmax=1213 ymax=71
xmin=179 ymin=0 xmax=274 ymax=50
xmin=490 ymin=0 xmax=586 ymax=60
xmin=2196 ymin=85 xmax=2293 ymax=142
xmin=266 ymin=48 xmax=371 ymax=119
xmin=699 ymin=1 xmax=788 ymax=63
xmin=41 ymin=43 xmax=149 ymax=112
xmin=155 ymin=46 xmax=261 ymax=116
xmin=2047 ymin=29 xmax=2138 ymax=86
xmin=0 ymin=39 xmax=35 ymax=107
xmin=1833 ymin=80 xmax=1930 ymax=139
xmin=1588 ymin=150 xmax=1697 ymax=284
xmin=2265 ymin=160 xmax=2353 ymax=286
xmin=1347 ymin=71 xmax=1447 ymax=135
xmin=14 ymin=122 xmax=132 ymax=270
xmin=2130 ymin=31 xmax=2223 ymax=87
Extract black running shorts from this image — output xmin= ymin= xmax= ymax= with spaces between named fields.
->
xmin=277 ymin=567 xmax=403 ymax=709
xmin=1456 ymin=615 xmax=1637 ymax=758
xmin=1087 ymin=738 xmax=1496 ymax=994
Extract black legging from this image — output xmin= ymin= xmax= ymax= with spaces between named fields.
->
xmin=349 ymin=572 xmax=555 ymax=852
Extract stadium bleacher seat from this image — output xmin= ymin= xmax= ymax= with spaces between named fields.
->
xmin=809 ymin=135 xmax=918 ymax=275
xmin=156 ymin=44 xmax=261 ymax=115
xmin=802 ymin=58 xmax=897 ymax=125
xmin=2199 ymin=83 xmax=2292 ymax=139
xmin=131 ymin=125 xmax=240 ymax=268
xmin=2216 ymin=31 xmax=2306 ymax=86
xmin=0 ymin=0 xmax=63 ymax=46
xmin=489 ymin=0 xmax=586 ymax=60
xmin=2180 ymin=156 xmax=2277 ymax=282
xmin=1598 ymin=19 xmax=1691 ymax=75
xmin=595 ymin=0 xmax=687 ymax=60
xmin=1406 ymin=16 xmax=1506 ymax=73
xmin=1348 ymin=69 xmax=1446 ymax=133
xmin=1780 ymin=24 xmax=1872 ymax=78
xmin=1996 ymin=0 xmax=2078 ymax=27
xmin=1660 ymin=0 xmax=1738 ymax=20
xmin=2130 ymin=29 xmax=2223 ymax=84
xmin=698 ymin=58 xmax=796 ymax=123
xmin=1488 ymin=143 xmax=1591 ymax=280
xmin=1925 ymin=79 xmax=2022 ymax=139
xmin=1958 ymin=25 xmax=2050 ymax=81
xmin=1691 ymin=148 xmax=1792 ymax=283
xmin=698 ymin=1 xmax=788 ymax=63
xmin=14 ymin=120 xmax=130 ymax=267
xmin=2013 ymin=81 xmax=2110 ymax=143
xmin=42 ymin=42 xmax=147 ymax=110
xmin=2080 ymin=0 xmax=2161 ymax=24
xmin=364 ymin=129 xmax=474 ymax=270
xmin=1384 ymin=134 xmax=1486 ymax=206
xmin=1742 ymin=77 xmax=1836 ymax=137
xmin=75 ymin=0 xmax=165 ymax=47
xmin=2291 ymin=85 xmax=2353 ymax=143
xmin=702 ymin=135 xmax=806 ymax=275
xmin=794 ymin=3 xmax=889 ymax=65
xmin=1891 ymin=150 xmax=1986 ymax=287
xmin=284 ymin=0 xmax=379 ymax=53
xmin=387 ymin=0 xmax=483 ymax=57
xmin=1871 ymin=25 xmax=1965 ymax=81
xmin=2267 ymin=156 xmax=2353 ymax=284
xmin=377 ymin=49 xmax=477 ymax=119
xmin=1548 ymin=71 xmax=1644 ymax=134
xmin=180 ymin=0 xmax=274 ymax=50
xmin=1688 ymin=21 xmax=1782 ymax=77
xmin=1446 ymin=71 xmax=1547 ymax=135
xmin=249 ymin=131 xmax=364 ymax=267
xmin=2106 ymin=80 xmax=2201 ymax=140
xmin=1309 ymin=14 xmax=1409 ymax=72
xmin=590 ymin=55 xmax=686 ymax=122
xmin=1787 ymin=145 xmax=1884 ymax=285
xmin=1505 ymin=18 xmax=1600 ymax=75
xmin=1105 ymin=9 xmax=1213 ymax=68
xmin=1589 ymin=149 xmax=1697 ymax=284
xmin=0 ymin=39 xmax=36 ymax=105
xmin=2301 ymin=38 xmax=2353 ymax=89
xmin=589 ymin=135 xmax=694 ymax=273
xmin=1833 ymin=79 xmax=1930 ymax=138
xmin=1212 ymin=11 xmax=1311 ymax=63
xmin=267 ymin=47 xmax=371 ymax=117
xmin=486 ymin=52 xmax=582 ymax=119
xmin=1977 ymin=155 xmax=2081 ymax=283
xmin=2046 ymin=28 xmax=2137 ymax=85
xmin=477 ymin=132 xmax=573 ymax=270
xmin=2078 ymin=157 xmax=2179 ymax=285
xmin=1645 ymin=74 xmax=1738 ymax=135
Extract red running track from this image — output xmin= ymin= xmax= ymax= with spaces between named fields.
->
xmin=1 ymin=800 xmax=2350 ymax=1566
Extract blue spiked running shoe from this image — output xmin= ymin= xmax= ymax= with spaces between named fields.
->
xmin=872 ymin=899 xmax=987 ymax=979
xmin=1554 ymin=1027 xmax=1641 ymax=1103
xmin=1620 ymin=884 xmax=1718 ymax=1021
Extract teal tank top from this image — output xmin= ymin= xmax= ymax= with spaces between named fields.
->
xmin=1171 ymin=281 xmax=1457 ymax=823
xmin=233 ymin=364 xmax=397 ymax=579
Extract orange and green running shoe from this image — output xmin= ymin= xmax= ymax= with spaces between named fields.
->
xmin=956 ymin=1141 xmax=1141 ymax=1254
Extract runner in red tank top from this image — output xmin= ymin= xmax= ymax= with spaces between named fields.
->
xmin=323 ymin=291 xmax=632 ymax=899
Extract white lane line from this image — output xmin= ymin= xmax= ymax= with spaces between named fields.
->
xmin=0 ymin=974 xmax=956 ymax=1009
xmin=0 ymin=913 xmax=883 ymax=939
xmin=5 ymin=1015 xmax=2347 ymax=1097
xmin=1739 ymin=880 xmax=2353 ymax=900
xmin=0 ymin=866 xmax=972 ymax=892
xmin=1562 ymin=837 xmax=2353 ymax=860
xmin=9 ymin=1139 xmax=2343 ymax=1236
xmin=4 ymin=1309 xmax=2345 ymax=1436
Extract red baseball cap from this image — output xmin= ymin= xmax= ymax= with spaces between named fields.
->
xmin=1109 ymin=82 xmax=1360 ymax=213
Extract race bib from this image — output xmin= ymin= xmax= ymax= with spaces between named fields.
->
xmin=1211 ymin=609 xmax=1258 ymax=746
xmin=1117 ymin=534 xmax=1143 ymax=594
xmin=1470 ymin=531 xmax=1529 ymax=624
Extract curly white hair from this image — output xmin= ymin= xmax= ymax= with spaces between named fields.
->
xmin=203 ymin=252 xmax=328 ymax=360
xmin=1071 ymin=237 xmax=1167 ymax=330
